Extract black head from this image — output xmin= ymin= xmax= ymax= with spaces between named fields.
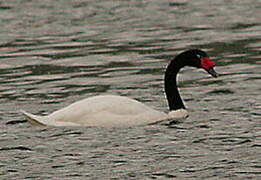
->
xmin=176 ymin=49 xmax=218 ymax=77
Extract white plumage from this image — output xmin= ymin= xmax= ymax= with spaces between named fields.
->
xmin=21 ymin=95 xmax=188 ymax=127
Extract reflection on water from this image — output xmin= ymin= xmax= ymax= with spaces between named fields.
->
xmin=0 ymin=0 xmax=260 ymax=179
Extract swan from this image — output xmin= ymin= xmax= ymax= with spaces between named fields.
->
xmin=21 ymin=49 xmax=218 ymax=127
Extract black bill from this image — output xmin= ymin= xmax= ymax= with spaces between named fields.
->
xmin=206 ymin=67 xmax=218 ymax=78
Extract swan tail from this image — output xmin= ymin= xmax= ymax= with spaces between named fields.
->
xmin=20 ymin=110 xmax=46 ymax=126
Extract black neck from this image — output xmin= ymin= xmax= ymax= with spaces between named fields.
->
xmin=164 ymin=59 xmax=186 ymax=111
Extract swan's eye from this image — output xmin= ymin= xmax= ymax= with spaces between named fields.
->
xmin=196 ymin=54 xmax=201 ymax=59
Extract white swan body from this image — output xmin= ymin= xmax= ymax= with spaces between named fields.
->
xmin=22 ymin=95 xmax=188 ymax=127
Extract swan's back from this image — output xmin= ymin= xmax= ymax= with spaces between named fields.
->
xmin=24 ymin=95 xmax=168 ymax=127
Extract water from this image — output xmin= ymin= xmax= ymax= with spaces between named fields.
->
xmin=0 ymin=0 xmax=260 ymax=179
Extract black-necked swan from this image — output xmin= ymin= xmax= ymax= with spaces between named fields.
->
xmin=21 ymin=49 xmax=218 ymax=127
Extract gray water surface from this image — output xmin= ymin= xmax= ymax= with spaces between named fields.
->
xmin=0 ymin=0 xmax=260 ymax=179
